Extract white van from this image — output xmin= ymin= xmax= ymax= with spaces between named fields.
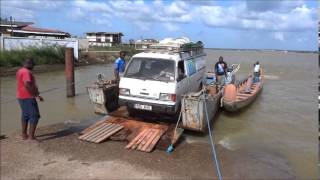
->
xmin=119 ymin=38 xmax=206 ymax=117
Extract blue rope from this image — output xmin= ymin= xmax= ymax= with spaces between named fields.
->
xmin=203 ymin=92 xmax=223 ymax=180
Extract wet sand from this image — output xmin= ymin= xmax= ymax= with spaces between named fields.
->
xmin=1 ymin=121 xmax=296 ymax=180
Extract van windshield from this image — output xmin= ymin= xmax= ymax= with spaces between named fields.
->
xmin=124 ymin=58 xmax=175 ymax=82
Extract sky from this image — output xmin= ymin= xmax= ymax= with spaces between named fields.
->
xmin=1 ymin=0 xmax=318 ymax=51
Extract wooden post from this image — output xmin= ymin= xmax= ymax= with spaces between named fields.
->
xmin=65 ymin=48 xmax=75 ymax=97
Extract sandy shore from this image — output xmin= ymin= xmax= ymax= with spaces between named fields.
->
xmin=0 ymin=120 xmax=296 ymax=180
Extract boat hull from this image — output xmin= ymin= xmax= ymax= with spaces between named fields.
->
xmin=223 ymin=85 xmax=263 ymax=112
xmin=181 ymin=85 xmax=222 ymax=132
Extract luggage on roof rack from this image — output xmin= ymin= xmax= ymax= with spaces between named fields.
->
xmin=147 ymin=38 xmax=204 ymax=56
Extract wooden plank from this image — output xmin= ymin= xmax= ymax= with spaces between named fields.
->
xmin=131 ymin=129 xmax=153 ymax=150
xmin=80 ymin=116 xmax=113 ymax=135
xmin=79 ymin=123 xmax=109 ymax=140
xmin=89 ymin=124 xmax=119 ymax=142
xmin=237 ymin=93 xmax=251 ymax=97
xmin=94 ymin=125 xmax=124 ymax=143
xmin=80 ymin=120 xmax=105 ymax=135
xmin=86 ymin=124 xmax=117 ymax=142
xmin=137 ymin=129 xmax=156 ymax=151
xmin=125 ymin=129 xmax=148 ymax=149
xmin=98 ymin=126 xmax=124 ymax=142
xmin=89 ymin=124 xmax=118 ymax=141
xmin=236 ymin=97 xmax=247 ymax=100
xmin=110 ymin=128 xmax=131 ymax=141
xmin=140 ymin=129 xmax=159 ymax=151
xmin=82 ymin=123 xmax=114 ymax=141
xmin=146 ymin=131 xmax=163 ymax=152
xmin=79 ymin=123 xmax=107 ymax=140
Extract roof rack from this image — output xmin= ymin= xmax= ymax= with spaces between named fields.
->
xmin=146 ymin=41 xmax=205 ymax=56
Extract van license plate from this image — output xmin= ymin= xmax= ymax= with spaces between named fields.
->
xmin=134 ymin=104 xmax=152 ymax=111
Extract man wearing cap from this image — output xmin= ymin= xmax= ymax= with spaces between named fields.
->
xmin=16 ymin=58 xmax=43 ymax=142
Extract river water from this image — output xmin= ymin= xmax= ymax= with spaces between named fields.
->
xmin=1 ymin=49 xmax=318 ymax=178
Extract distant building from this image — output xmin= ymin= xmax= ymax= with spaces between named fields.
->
xmin=135 ymin=39 xmax=159 ymax=50
xmin=86 ymin=32 xmax=123 ymax=47
xmin=0 ymin=18 xmax=70 ymax=39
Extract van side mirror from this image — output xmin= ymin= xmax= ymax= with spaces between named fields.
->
xmin=177 ymin=74 xmax=186 ymax=81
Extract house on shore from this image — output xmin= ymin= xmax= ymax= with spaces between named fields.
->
xmin=86 ymin=32 xmax=123 ymax=47
xmin=0 ymin=19 xmax=70 ymax=39
xmin=134 ymin=39 xmax=159 ymax=50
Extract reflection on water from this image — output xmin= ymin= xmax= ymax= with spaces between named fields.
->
xmin=0 ymin=49 xmax=318 ymax=178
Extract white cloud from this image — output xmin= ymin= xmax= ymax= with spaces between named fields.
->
xmin=1 ymin=5 xmax=35 ymax=21
xmin=163 ymin=23 xmax=180 ymax=32
xmin=245 ymin=0 xmax=304 ymax=13
xmin=68 ymin=8 xmax=85 ymax=20
xmin=1 ymin=0 xmax=66 ymax=21
xmin=1 ymin=0 xmax=317 ymax=47
xmin=2 ymin=0 xmax=65 ymax=12
xmin=197 ymin=2 xmax=317 ymax=32
xmin=73 ymin=1 xmax=111 ymax=13
xmin=273 ymin=32 xmax=285 ymax=41
xmin=67 ymin=1 xmax=112 ymax=26
xmin=108 ymin=0 xmax=192 ymax=31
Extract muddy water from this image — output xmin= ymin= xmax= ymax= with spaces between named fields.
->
xmin=1 ymin=64 xmax=115 ymax=134
xmin=1 ymin=49 xmax=318 ymax=178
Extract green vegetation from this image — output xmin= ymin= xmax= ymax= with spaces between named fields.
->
xmin=0 ymin=47 xmax=65 ymax=67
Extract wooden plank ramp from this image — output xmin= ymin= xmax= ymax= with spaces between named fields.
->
xmin=125 ymin=128 xmax=166 ymax=152
xmin=79 ymin=122 xmax=124 ymax=143
xmin=79 ymin=113 xmax=174 ymax=152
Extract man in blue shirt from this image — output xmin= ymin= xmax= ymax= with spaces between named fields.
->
xmin=114 ymin=51 xmax=126 ymax=82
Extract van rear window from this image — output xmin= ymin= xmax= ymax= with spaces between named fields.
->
xmin=124 ymin=58 xmax=175 ymax=82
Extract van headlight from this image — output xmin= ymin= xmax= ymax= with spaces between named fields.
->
xmin=119 ymin=88 xmax=130 ymax=95
xmin=159 ymin=93 xmax=176 ymax=102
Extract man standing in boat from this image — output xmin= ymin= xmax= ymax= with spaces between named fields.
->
xmin=253 ymin=61 xmax=261 ymax=82
xmin=214 ymin=56 xmax=228 ymax=86
xmin=114 ymin=51 xmax=126 ymax=82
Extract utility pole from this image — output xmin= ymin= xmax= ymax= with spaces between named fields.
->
xmin=10 ymin=16 xmax=13 ymax=36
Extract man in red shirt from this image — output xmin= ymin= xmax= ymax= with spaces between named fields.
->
xmin=16 ymin=58 xmax=43 ymax=142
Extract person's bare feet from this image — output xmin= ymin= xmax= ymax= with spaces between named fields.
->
xmin=22 ymin=134 xmax=28 ymax=140
xmin=28 ymin=137 xmax=41 ymax=143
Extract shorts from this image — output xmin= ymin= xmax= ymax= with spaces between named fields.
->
xmin=18 ymin=98 xmax=40 ymax=124
xmin=216 ymin=75 xmax=226 ymax=86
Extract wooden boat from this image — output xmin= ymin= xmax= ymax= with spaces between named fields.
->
xmin=222 ymin=73 xmax=263 ymax=112
xmin=181 ymin=84 xmax=223 ymax=132
xmin=87 ymin=75 xmax=119 ymax=114
xmin=205 ymin=64 xmax=240 ymax=86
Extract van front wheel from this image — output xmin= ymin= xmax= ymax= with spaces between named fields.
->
xmin=127 ymin=107 xmax=137 ymax=117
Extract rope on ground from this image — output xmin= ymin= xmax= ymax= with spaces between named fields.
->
xmin=166 ymin=99 xmax=184 ymax=153
xmin=203 ymin=89 xmax=223 ymax=180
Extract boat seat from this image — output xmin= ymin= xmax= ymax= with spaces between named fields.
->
xmin=237 ymin=93 xmax=251 ymax=97
xmin=240 ymin=90 xmax=251 ymax=94
xmin=236 ymin=97 xmax=246 ymax=101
